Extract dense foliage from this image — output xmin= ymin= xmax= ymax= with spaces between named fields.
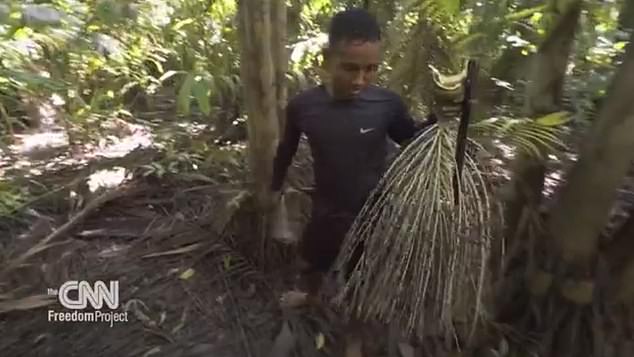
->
xmin=1 ymin=0 xmax=629 ymax=134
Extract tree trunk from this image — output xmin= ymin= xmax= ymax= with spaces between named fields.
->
xmin=547 ymin=34 xmax=634 ymax=268
xmin=271 ymin=0 xmax=288 ymax=133
xmin=238 ymin=0 xmax=286 ymax=209
xmin=502 ymin=0 xmax=582 ymax=248
xmin=493 ymin=0 xmax=582 ymax=344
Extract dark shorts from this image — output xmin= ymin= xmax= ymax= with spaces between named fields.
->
xmin=299 ymin=202 xmax=364 ymax=276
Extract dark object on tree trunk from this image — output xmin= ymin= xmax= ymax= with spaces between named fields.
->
xmin=453 ymin=59 xmax=479 ymax=205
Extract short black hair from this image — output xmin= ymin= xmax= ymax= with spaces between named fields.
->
xmin=328 ymin=8 xmax=381 ymax=48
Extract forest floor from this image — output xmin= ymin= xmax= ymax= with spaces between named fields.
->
xmin=0 ymin=111 xmax=379 ymax=357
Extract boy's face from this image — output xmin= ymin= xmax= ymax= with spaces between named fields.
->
xmin=324 ymin=40 xmax=381 ymax=100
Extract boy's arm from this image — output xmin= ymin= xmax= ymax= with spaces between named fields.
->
xmin=271 ymin=100 xmax=301 ymax=192
xmin=387 ymin=96 xmax=437 ymax=146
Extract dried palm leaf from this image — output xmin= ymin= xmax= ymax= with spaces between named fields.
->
xmin=332 ymin=123 xmax=494 ymax=345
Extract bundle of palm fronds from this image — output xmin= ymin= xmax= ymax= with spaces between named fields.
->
xmin=331 ymin=121 xmax=493 ymax=344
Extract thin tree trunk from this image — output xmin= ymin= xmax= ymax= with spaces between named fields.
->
xmin=493 ymin=0 xmax=583 ymax=331
xmin=547 ymin=36 xmax=634 ymax=268
xmin=502 ymin=0 xmax=582 ymax=246
xmin=271 ymin=0 xmax=288 ymax=133
xmin=238 ymin=0 xmax=280 ymax=209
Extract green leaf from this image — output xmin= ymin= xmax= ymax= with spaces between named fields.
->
xmin=192 ymin=77 xmax=212 ymax=115
xmin=172 ymin=18 xmax=195 ymax=31
xmin=13 ymin=27 xmax=34 ymax=40
xmin=614 ymin=41 xmax=628 ymax=50
xmin=147 ymin=58 xmax=164 ymax=75
xmin=159 ymin=70 xmax=185 ymax=83
xmin=535 ymin=111 xmax=570 ymax=127
xmin=505 ymin=5 xmax=547 ymax=21
xmin=179 ymin=268 xmax=195 ymax=280
xmin=439 ymin=0 xmax=461 ymax=16
xmin=177 ymin=73 xmax=195 ymax=115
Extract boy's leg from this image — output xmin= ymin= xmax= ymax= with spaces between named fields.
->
xmin=280 ymin=207 xmax=354 ymax=308
xmin=280 ymin=207 xmax=334 ymax=307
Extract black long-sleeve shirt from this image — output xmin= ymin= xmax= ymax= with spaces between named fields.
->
xmin=271 ymin=84 xmax=434 ymax=212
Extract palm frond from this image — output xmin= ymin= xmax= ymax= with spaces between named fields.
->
xmin=470 ymin=113 xmax=569 ymax=159
xmin=333 ymin=124 xmax=495 ymax=344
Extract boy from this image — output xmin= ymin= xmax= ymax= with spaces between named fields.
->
xmin=271 ymin=8 xmax=439 ymax=308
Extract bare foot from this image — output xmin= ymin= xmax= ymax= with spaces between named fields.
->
xmin=279 ymin=290 xmax=309 ymax=308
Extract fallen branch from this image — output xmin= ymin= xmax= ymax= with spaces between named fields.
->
xmin=141 ymin=243 xmax=204 ymax=259
xmin=1 ymin=185 xmax=132 ymax=277
xmin=0 ymin=294 xmax=57 ymax=314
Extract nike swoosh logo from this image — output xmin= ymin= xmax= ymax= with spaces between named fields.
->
xmin=360 ymin=128 xmax=375 ymax=134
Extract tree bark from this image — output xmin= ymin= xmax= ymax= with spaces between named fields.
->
xmin=546 ymin=29 xmax=634 ymax=268
xmin=237 ymin=0 xmax=283 ymax=209
xmin=271 ymin=0 xmax=288 ymax=133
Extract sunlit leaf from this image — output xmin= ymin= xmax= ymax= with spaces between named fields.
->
xmin=172 ymin=18 xmax=195 ymax=31
xmin=614 ymin=41 xmax=628 ymax=50
xmin=504 ymin=6 xmax=546 ymax=21
xmin=87 ymin=57 xmax=105 ymax=72
xmin=535 ymin=111 xmax=570 ymax=126
xmin=13 ymin=27 xmax=34 ymax=40
xmin=179 ymin=268 xmax=195 ymax=280
xmin=159 ymin=70 xmax=185 ymax=83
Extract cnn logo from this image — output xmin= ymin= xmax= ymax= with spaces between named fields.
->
xmin=58 ymin=281 xmax=119 ymax=310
